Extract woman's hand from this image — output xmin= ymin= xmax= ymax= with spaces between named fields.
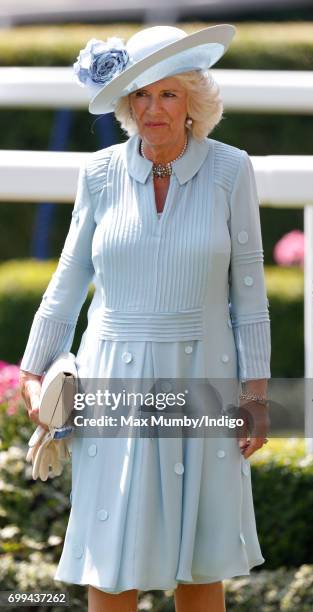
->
xmin=237 ymin=399 xmax=270 ymax=459
xmin=19 ymin=370 xmax=49 ymax=431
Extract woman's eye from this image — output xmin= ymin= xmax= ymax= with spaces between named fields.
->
xmin=134 ymin=91 xmax=176 ymax=97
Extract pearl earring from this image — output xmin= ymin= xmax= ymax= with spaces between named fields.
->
xmin=185 ymin=117 xmax=193 ymax=127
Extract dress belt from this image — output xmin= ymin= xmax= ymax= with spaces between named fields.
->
xmin=98 ymin=307 xmax=204 ymax=341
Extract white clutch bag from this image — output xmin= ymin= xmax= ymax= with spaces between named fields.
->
xmin=39 ymin=352 xmax=78 ymax=429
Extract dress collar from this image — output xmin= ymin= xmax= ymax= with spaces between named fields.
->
xmin=123 ymin=132 xmax=211 ymax=185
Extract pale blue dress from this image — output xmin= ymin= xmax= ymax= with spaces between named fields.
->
xmin=20 ymin=133 xmax=271 ymax=594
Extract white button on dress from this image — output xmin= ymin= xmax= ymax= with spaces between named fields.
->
xmin=161 ymin=381 xmax=172 ymax=392
xmin=242 ymin=460 xmax=250 ymax=476
xmin=174 ymin=462 xmax=184 ymax=475
xmin=217 ymin=450 xmax=226 ymax=458
xmin=97 ymin=509 xmax=109 ymax=521
xmin=237 ymin=230 xmax=249 ymax=244
xmin=184 ymin=345 xmax=193 ymax=354
xmin=221 ymin=354 xmax=229 ymax=363
xmin=88 ymin=444 xmax=97 ymax=457
xmin=72 ymin=211 xmax=79 ymax=224
xmin=122 ymin=351 xmax=133 ymax=363
xmin=73 ymin=544 xmax=83 ymax=559
xmin=244 ymin=275 xmax=254 ymax=287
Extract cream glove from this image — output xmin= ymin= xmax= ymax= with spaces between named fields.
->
xmin=26 ymin=424 xmax=73 ymax=481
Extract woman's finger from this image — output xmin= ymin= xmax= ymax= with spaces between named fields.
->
xmin=20 ymin=377 xmax=50 ymax=431
xmin=241 ymin=437 xmax=268 ymax=459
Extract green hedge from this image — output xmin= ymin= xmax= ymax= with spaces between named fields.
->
xmin=0 ymin=259 xmax=304 ymax=378
xmin=265 ymin=265 xmax=304 ymax=377
xmin=0 ymin=259 xmax=91 ymax=369
xmin=251 ymin=439 xmax=313 ymax=570
xmin=0 ymin=22 xmax=309 ymax=262
xmin=0 ymin=22 xmax=312 ymax=68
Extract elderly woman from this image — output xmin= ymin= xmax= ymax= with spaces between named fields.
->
xmin=19 ymin=24 xmax=271 ymax=612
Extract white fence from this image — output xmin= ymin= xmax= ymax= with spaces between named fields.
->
xmin=0 ymin=67 xmax=312 ymax=113
xmin=0 ymin=68 xmax=313 ymax=451
xmin=0 ymin=149 xmax=312 ymax=205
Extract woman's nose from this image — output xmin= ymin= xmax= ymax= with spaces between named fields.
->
xmin=147 ymin=96 xmax=163 ymax=112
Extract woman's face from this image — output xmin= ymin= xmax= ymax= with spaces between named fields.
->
xmin=128 ymin=76 xmax=188 ymax=147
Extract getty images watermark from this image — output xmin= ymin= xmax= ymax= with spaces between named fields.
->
xmin=72 ymin=386 xmax=243 ymax=431
xmin=55 ymin=378 xmax=302 ymax=438
xmin=56 ymin=376 xmax=309 ymax=439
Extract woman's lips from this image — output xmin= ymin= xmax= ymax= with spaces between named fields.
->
xmin=145 ymin=122 xmax=166 ymax=127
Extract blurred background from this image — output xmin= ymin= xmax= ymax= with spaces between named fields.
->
xmin=1 ymin=0 xmax=313 ymax=26
xmin=0 ymin=2 xmax=313 ymax=610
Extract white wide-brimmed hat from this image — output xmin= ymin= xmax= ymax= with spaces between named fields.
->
xmin=73 ymin=23 xmax=236 ymax=115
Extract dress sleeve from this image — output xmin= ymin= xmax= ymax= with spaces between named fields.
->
xmin=228 ymin=150 xmax=271 ymax=382
xmin=19 ymin=161 xmax=96 ymax=375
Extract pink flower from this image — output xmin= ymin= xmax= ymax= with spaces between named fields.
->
xmin=273 ymin=230 xmax=304 ymax=266
xmin=6 ymin=402 xmax=17 ymax=416
xmin=0 ymin=361 xmax=22 ymax=412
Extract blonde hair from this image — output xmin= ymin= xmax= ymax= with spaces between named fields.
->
xmin=113 ymin=69 xmax=223 ymax=141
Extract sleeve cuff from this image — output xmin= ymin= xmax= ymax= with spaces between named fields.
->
xmin=233 ymin=320 xmax=271 ymax=381
xmin=19 ymin=313 xmax=76 ymax=375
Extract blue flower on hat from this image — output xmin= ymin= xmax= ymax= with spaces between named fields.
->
xmin=73 ymin=37 xmax=130 ymax=94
